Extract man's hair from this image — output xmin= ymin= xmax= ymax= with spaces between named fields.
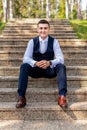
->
xmin=37 ymin=19 xmax=50 ymax=27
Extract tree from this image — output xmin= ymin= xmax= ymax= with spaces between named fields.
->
xmin=65 ymin=0 xmax=69 ymax=19
xmin=56 ymin=0 xmax=59 ymax=15
xmin=46 ymin=0 xmax=50 ymax=18
xmin=9 ymin=0 xmax=13 ymax=20
xmin=77 ymin=0 xmax=82 ymax=19
xmin=2 ymin=0 xmax=8 ymax=22
xmin=0 ymin=0 xmax=85 ymax=20
xmin=58 ymin=0 xmax=65 ymax=18
xmin=0 ymin=0 xmax=3 ymax=21
xmin=70 ymin=0 xmax=74 ymax=19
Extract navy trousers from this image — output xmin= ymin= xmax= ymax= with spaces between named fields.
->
xmin=18 ymin=63 xmax=67 ymax=96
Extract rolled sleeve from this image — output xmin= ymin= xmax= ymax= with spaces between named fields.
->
xmin=23 ymin=39 xmax=37 ymax=67
xmin=51 ymin=39 xmax=64 ymax=68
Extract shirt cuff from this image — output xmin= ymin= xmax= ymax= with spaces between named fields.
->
xmin=31 ymin=60 xmax=37 ymax=67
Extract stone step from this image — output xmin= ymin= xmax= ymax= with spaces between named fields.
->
xmin=0 ymin=50 xmax=86 ymax=58
xmin=0 ymin=66 xmax=87 ymax=76
xmin=0 ymin=101 xmax=87 ymax=120
xmin=0 ymin=35 xmax=77 ymax=39
xmin=5 ymin=24 xmax=71 ymax=27
xmin=3 ymin=30 xmax=75 ymax=33
xmin=4 ymin=27 xmax=74 ymax=31
xmin=0 ymin=38 xmax=86 ymax=43
xmin=0 ymin=44 xmax=27 ymax=51
xmin=9 ymin=18 xmax=69 ymax=23
xmin=8 ymin=26 xmax=70 ymax=30
xmin=0 ymin=120 xmax=87 ymax=130
xmin=0 ymin=44 xmax=87 ymax=51
xmin=3 ymin=33 xmax=75 ymax=38
xmin=63 ymin=50 xmax=87 ymax=58
xmin=7 ymin=21 xmax=70 ymax=25
xmin=0 ymin=58 xmax=87 ymax=66
xmin=0 ymin=76 xmax=87 ymax=88
xmin=62 ymin=46 xmax=87 ymax=51
xmin=3 ymin=33 xmax=76 ymax=36
xmin=7 ymin=22 xmax=71 ymax=27
xmin=5 ymin=23 xmax=72 ymax=26
xmin=0 ymin=87 xmax=87 ymax=102
xmin=0 ymin=40 xmax=87 ymax=49
xmin=4 ymin=25 xmax=73 ymax=29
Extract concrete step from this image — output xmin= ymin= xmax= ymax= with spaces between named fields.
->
xmin=0 ymin=87 xmax=87 ymax=102
xmin=0 ymin=50 xmax=86 ymax=58
xmin=7 ymin=21 xmax=70 ymax=25
xmin=0 ymin=58 xmax=87 ymax=66
xmin=5 ymin=23 xmax=72 ymax=26
xmin=3 ymin=33 xmax=76 ymax=36
xmin=0 ymin=120 xmax=87 ymax=130
xmin=62 ymin=45 xmax=87 ymax=51
xmin=0 ymin=66 xmax=87 ymax=76
xmin=4 ymin=27 xmax=74 ymax=32
xmin=5 ymin=24 xmax=72 ymax=27
xmin=0 ymin=40 xmax=87 ymax=50
xmin=0 ymin=76 xmax=87 ymax=88
xmin=0 ymin=101 xmax=87 ymax=120
xmin=63 ymin=50 xmax=87 ymax=58
xmin=3 ymin=30 xmax=75 ymax=33
xmin=0 ymin=35 xmax=78 ymax=39
xmin=0 ymin=44 xmax=27 ymax=51
xmin=0 ymin=44 xmax=87 ymax=51
xmin=8 ymin=18 xmax=69 ymax=23
xmin=7 ymin=22 xmax=70 ymax=26
xmin=0 ymin=38 xmax=86 ymax=43
xmin=65 ymin=58 xmax=87 ymax=66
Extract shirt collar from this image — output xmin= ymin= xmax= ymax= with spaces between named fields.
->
xmin=39 ymin=36 xmax=49 ymax=43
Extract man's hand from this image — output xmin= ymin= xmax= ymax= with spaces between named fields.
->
xmin=35 ymin=60 xmax=50 ymax=69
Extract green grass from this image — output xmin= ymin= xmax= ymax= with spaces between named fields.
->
xmin=0 ymin=21 xmax=6 ymax=34
xmin=69 ymin=20 xmax=87 ymax=39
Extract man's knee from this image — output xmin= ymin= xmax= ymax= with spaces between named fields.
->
xmin=20 ymin=63 xmax=31 ymax=72
xmin=56 ymin=63 xmax=66 ymax=72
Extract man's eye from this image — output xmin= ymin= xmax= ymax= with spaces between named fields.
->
xmin=40 ymin=27 xmax=43 ymax=29
xmin=44 ymin=27 xmax=48 ymax=29
xmin=39 ymin=27 xmax=48 ymax=30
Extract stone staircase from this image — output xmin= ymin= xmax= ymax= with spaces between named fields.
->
xmin=0 ymin=19 xmax=87 ymax=120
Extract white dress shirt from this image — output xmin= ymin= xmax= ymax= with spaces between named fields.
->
xmin=23 ymin=36 xmax=64 ymax=68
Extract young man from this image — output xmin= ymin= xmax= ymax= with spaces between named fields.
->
xmin=16 ymin=19 xmax=67 ymax=108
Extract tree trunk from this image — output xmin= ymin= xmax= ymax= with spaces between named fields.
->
xmin=9 ymin=0 xmax=13 ymax=20
xmin=71 ymin=0 xmax=74 ymax=19
xmin=56 ymin=0 xmax=59 ymax=14
xmin=2 ymin=0 xmax=8 ymax=22
xmin=85 ymin=4 xmax=87 ymax=19
xmin=77 ymin=0 xmax=82 ymax=19
xmin=66 ymin=0 xmax=69 ymax=19
xmin=41 ymin=0 xmax=44 ymax=13
xmin=46 ymin=0 xmax=50 ymax=18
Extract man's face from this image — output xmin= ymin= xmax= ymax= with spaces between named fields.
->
xmin=37 ymin=24 xmax=50 ymax=40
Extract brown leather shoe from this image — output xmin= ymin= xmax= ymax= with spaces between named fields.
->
xmin=58 ymin=96 xmax=67 ymax=108
xmin=16 ymin=96 xmax=26 ymax=108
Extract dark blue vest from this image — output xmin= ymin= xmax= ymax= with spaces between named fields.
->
xmin=33 ymin=35 xmax=54 ymax=61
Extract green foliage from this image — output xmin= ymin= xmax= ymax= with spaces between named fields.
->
xmin=12 ymin=0 xmax=66 ymax=19
xmin=69 ymin=3 xmax=77 ymax=19
xmin=0 ymin=22 xmax=6 ymax=34
xmin=57 ymin=0 xmax=65 ymax=18
xmin=70 ymin=20 xmax=87 ymax=39
xmin=72 ymin=9 xmax=77 ymax=19
xmin=0 ymin=0 xmax=84 ymax=19
xmin=0 ymin=0 xmax=3 ymax=21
